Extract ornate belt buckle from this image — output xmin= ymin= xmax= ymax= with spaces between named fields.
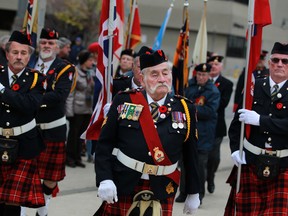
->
xmin=265 ymin=150 xmax=277 ymax=156
xmin=142 ymin=163 xmax=158 ymax=175
xmin=2 ymin=128 xmax=14 ymax=138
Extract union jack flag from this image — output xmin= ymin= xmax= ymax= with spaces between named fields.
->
xmin=23 ymin=0 xmax=38 ymax=48
xmin=82 ymin=0 xmax=124 ymax=140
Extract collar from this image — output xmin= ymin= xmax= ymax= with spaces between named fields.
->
xmin=269 ymin=77 xmax=286 ymax=90
xmin=8 ymin=67 xmax=25 ymax=79
xmin=131 ymin=77 xmax=141 ymax=89
xmin=146 ymin=93 xmax=167 ymax=106
xmin=36 ymin=58 xmax=55 ymax=74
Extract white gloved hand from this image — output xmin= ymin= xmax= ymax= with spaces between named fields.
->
xmin=238 ymin=109 xmax=260 ymax=126
xmin=98 ymin=180 xmax=118 ymax=204
xmin=231 ymin=150 xmax=246 ymax=167
xmin=103 ymin=103 xmax=111 ymax=118
xmin=183 ymin=193 xmax=200 ymax=215
xmin=0 ymin=83 xmax=5 ymax=91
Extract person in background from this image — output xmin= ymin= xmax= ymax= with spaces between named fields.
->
xmin=69 ymin=36 xmax=85 ymax=65
xmin=206 ymin=55 xmax=233 ymax=194
xmin=233 ymin=50 xmax=269 ymax=112
xmin=58 ymin=37 xmax=72 ymax=62
xmin=66 ymin=50 xmax=95 ymax=167
xmin=0 ymin=31 xmax=46 ymax=216
xmin=94 ymin=49 xmax=200 ymax=215
xmin=0 ymin=34 xmax=10 ymax=66
xmin=26 ymin=28 xmax=76 ymax=216
xmin=114 ymin=49 xmax=135 ymax=78
xmin=112 ymin=46 xmax=153 ymax=98
xmin=225 ymin=42 xmax=288 ymax=215
xmin=176 ymin=63 xmax=220 ymax=204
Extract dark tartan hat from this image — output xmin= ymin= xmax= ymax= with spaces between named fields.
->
xmin=9 ymin=31 xmax=31 ymax=46
xmin=120 ymin=49 xmax=135 ymax=57
xmin=40 ymin=28 xmax=59 ymax=40
xmin=140 ymin=49 xmax=168 ymax=70
xmin=135 ymin=46 xmax=154 ymax=57
xmin=271 ymin=42 xmax=288 ymax=55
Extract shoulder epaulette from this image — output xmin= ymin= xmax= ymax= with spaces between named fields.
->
xmin=30 ymin=72 xmax=39 ymax=90
xmin=119 ymin=88 xmax=137 ymax=94
xmin=174 ymin=94 xmax=193 ymax=103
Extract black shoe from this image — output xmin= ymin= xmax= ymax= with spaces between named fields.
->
xmin=175 ymin=193 xmax=187 ymax=203
xmin=207 ymin=181 xmax=215 ymax=194
xmin=66 ymin=161 xmax=76 ymax=168
xmin=75 ymin=161 xmax=86 ymax=168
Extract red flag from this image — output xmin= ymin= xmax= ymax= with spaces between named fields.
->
xmin=125 ymin=0 xmax=142 ymax=49
xmin=245 ymin=0 xmax=271 ymax=138
xmin=23 ymin=0 xmax=38 ymax=48
xmin=81 ymin=0 xmax=124 ymax=140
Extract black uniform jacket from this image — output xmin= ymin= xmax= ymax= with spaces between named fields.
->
xmin=95 ymin=90 xmax=200 ymax=200
xmin=0 ymin=66 xmax=46 ymax=159
xmin=32 ymin=57 xmax=75 ymax=141
xmin=112 ymin=76 xmax=133 ymax=98
xmin=229 ymin=77 xmax=288 ymax=168
xmin=214 ymin=75 xmax=233 ymax=137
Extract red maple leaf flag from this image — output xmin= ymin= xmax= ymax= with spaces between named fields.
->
xmin=81 ymin=0 xmax=124 ymax=140
xmin=245 ymin=0 xmax=271 ymax=138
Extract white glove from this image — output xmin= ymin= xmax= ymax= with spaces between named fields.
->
xmin=0 ymin=83 xmax=5 ymax=91
xmin=98 ymin=180 xmax=118 ymax=204
xmin=103 ymin=103 xmax=111 ymax=118
xmin=231 ymin=150 xmax=246 ymax=167
xmin=238 ymin=109 xmax=260 ymax=126
xmin=183 ymin=193 xmax=200 ymax=215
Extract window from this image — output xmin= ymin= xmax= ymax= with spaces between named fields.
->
xmin=226 ymin=35 xmax=246 ymax=58
xmin=0 ymin=9 xmax=16 ymax=30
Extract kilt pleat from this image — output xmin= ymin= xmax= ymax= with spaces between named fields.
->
xmin=0 ymin=159 xmax=45 ymax=207
xmin=225 ymin=165 xmax=288 ymax=216
xmin=37 ymin=141 xmax=66 ymax=181
xmin=94 ymin=179 xmax=175 ymax=216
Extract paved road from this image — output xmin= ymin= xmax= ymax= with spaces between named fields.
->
xmin=26 ymin=82 xmax=237 ymax=216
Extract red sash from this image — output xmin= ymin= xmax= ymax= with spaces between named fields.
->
xmin=130 ymin=92 xmax=180 ymax=185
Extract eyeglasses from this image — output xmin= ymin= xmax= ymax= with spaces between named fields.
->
xmin=270 ymin=58 xmax=288 ymax=65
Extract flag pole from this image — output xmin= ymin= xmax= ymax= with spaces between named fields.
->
xmin=235 ymin=0 xmax=254 ymax=214
xmin=107 ymin=0 xmax=116 ymax=103
xmin=126 ymin=0 xmax=136 ymax=49
xmin=199 ymin=0 xmax=207 ymax=63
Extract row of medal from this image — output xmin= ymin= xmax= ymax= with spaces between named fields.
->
xmin=171 ymin=111 xmax=186 ymax=129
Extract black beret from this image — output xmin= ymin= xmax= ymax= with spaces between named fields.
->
xmin=120 ymin=49 xmax=135 ymax=57
xmin=140 ymin=50 xmax=168 ymax=70
xmin=9 ymin=31 xmax=31 ymax=46
xmin=260 ymin=50 xmax=268 ymax=60
xmin=135 ymin=46 xmax=154 ymax=57
xmin=78 ymin=50 xmax=93 ymax=65
xmin=271 ymin=42 xmax=288 ymax=55
xmin=207 ymin=55 xmax=224 ymax=63
xmin=40 ymin=28 xmax=59 ymax=40
xmin=195 ymin=63 xmax=212 ymax=73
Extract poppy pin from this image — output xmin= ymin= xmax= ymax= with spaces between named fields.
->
xmin=215 ymin=82 xmax=220 ymax=87
xmin=159 ymin=105 xmax=168 ymax=114
xmin=48 ymin=69 xmax=55 ymax=75
xmin=49 ymin=31 xmax=55 ymax=37
xmin=12 ymin=84 xmax=20 ymax=91
xmin=276 ymin=102 xmax=283 ymax=110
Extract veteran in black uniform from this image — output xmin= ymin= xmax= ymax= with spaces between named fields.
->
xmin=225 ymin=42 xmax=288 ymax=215
xmin=0 ymin=31 xmax=46 ymax=216
xmin=233 ymin=50 xmax=269 ymax=112
xmin=94 ymin=49 xmax=200 ymax=216
xmin=27 ymin=28 xmax=76 ymax=216
xmin=206 ymin=55 xmax=233 ymax=194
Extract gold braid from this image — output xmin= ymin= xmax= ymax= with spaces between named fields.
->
xmin=30 ymin=72 xmax=38 ymax=89
xmin=181 ymin=98 xmax=190 ymax=142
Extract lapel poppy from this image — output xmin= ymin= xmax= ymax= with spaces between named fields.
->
xmin=276 ymin=102 xmax=283 ymax=110
xmin=11 ymin=84 xmax=20 ymax=91
xmin=159 ymin=105 xmax=168 ymax=114
xmin=215 ymin=82 xmax=220 ymax=87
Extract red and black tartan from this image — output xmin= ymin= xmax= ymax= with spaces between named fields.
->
xmin=0 ymin=158 xmax=45 ymax=208
xmin=37 ymin=141 xmax=66 ymax=181
xmin=94 ymin=180 xmax=175 ymax=216
xmin=224 ymin=165 xmax=288 ymax=216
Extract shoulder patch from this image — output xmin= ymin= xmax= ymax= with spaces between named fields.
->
xmin=119 ymin=88 xmax=137 ymax=94
xmin=174 ymin=95 xmax=193 ymax=103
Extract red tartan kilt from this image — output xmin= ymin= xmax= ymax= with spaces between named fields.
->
xmin=225 ymin=165 xmax=288 ymax=216
xmin=94 ymin=179 xmax=175 ymax=216
xmin=0 ymin=158 xmax=45 ymax=207
xmin=37 ymin=141 xmax=66 ymax=181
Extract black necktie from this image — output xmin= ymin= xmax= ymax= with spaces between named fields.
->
xmin=10 ymin=74 xmax=18 ymax=87
xmin=150 ymin=102 xmax=159 ymax=122
xmin=271 ymin=84 xmax=279 ymax=99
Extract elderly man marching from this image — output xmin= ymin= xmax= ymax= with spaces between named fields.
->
xmin=225 ymin=42 xmax=288 ymax=215
xmin=94 ymin=48 xmax=201 ymax=215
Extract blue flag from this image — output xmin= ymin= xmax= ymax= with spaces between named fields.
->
xmin=152 ymin=5 xmax=173 ymax=50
